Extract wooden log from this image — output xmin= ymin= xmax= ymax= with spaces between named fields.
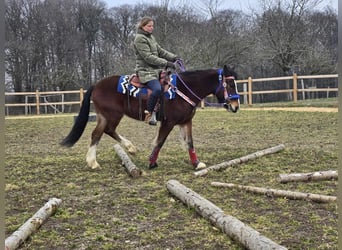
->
xmin=5 ymin=198 xmax=62 ymax=250
xmin=211 ymin=182 xmax=336 ymax=203
xmin=113 ymin=144 xmax=141 ymax=178
xmin=166 ymin=179 xmax=287 ymax=250
xmin=278 ymin=170 xmax=338 ymax=183
xmin=194 ymin=144 xmax=285 ymax=177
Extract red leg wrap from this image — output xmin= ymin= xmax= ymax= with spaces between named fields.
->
xmin=188 ymin=148 xmax=199 ymax=166
xmin=149 ymin=147 xmax=160 ymax=165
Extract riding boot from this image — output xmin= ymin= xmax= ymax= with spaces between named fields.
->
xmin=145 ymin=94 xmax=158 ymax=125
xmin=144 ymin=110 xmax=157 ymax=125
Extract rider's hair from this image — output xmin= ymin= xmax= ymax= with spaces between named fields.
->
xmin=137 ymin=16 xmax=154 ymax=29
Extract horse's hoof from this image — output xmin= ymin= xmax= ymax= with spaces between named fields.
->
xmin=127 ymin=147 xmax=137 ymax=155
xmin=91 ymin=164 xmax=100 ymax=170
xmin=87 ymin=160 xmax=100 ymax=169
xmin=195 ymin=162 xmax=206 ymax=170
xmin=149 ymin=163 xmax=158 ymax=169
xmin=148 ymin=120 xmax=157 ymax=126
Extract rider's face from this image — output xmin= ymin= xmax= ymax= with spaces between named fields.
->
xmin=142 ymin=21 xmax=154 ymax=34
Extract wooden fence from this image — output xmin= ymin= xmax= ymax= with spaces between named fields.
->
xmin=201 ymin=73 xmax=338 ymax=107
xmin=236 ymin=73 xmax=338 ymax=105
xmin=5 ymin=74 xmax=338 ymax=116
xmin=5 ymin=89 xmax=85 ymax=115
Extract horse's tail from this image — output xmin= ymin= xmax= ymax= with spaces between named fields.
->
xmin=60 ymin=85 xmax=94 ymax=147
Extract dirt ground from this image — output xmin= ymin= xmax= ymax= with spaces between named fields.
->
xmin=5 ymin=109 xmax=337 ymax=249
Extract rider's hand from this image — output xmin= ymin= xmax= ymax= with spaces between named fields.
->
xmin=166 ymin=61 xmax=176 ymax=69
xmin=173 ymin=56 xmax=182 ymax=62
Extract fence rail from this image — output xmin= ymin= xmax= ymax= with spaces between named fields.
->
xmin=5 ymin=74 xmax=338 ymax=116
xmin=237 ymin=73 xmax=338 ymax=104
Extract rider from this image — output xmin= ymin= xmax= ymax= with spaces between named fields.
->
xmin=134 ymin=16 xmax=180 ymax=125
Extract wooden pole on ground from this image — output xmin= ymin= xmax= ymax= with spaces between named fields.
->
xmin=166 ymin=179 xmax=287 ymax=250
xmin=194 ymin=144 xmax=285 ymax=177
xmin=5 ymin=198 xmax=62 ymax=250
xmin=113 ymin=144 xmax=141 ymax=178
xmin=278 ymin=170 xmax=338 ymax=183
xmin=211 ymin=182 xmax=336 ymax=203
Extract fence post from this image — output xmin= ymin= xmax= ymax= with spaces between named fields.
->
xmin=248 ymin=77 xmax=253 ymax=105
xmin=35 ymin=90 xmax=40 ymax=115
xmin=201 ymin=99 xmax=204 ymax=108
xmin=300 ymin=79 xmax=305 ymax=100
xmin=80 ymin=88 xmax=84 ymax=107
xmin=293 ymin=73 xmax=298 ymax=103
xmin=25 ymin=96 xmax=28 ymax=115
xmin=243 ymin=83 xmax=247 ymax=104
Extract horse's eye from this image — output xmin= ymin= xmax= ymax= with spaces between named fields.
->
xmin=228 ymin=81 xmax=234 ymax=88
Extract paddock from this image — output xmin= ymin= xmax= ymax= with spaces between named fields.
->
xmin=5 ymin=108 xmax=337 ymax=249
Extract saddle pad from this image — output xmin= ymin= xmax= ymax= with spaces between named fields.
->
xmin=117 ymin=74 xmax=177 ymax=99
xmin=117 ymin=75 xmax=147 ymax=97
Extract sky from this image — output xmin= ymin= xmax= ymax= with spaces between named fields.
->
xmin=102 ymin=0 xmax=338 ymax=13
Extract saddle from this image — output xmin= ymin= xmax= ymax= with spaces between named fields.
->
xmin=128 ymin=70 xmax=172 ymax=93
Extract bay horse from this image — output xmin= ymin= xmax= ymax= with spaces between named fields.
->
xmin=60 ymin=64 xmax=240 ymax=170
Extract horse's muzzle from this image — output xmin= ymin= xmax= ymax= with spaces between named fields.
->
xmin=224 ymin=94 xmax=240 ymax=113
xmin=224 ymin=103 xmax=239 ymax=113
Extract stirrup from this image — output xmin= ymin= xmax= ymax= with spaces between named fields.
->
xmin=144 ymin=111 xmax=157 ymax=126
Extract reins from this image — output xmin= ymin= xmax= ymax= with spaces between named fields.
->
xmin=173 ymin=60 xmax=211 ymax=107
xmin=173 ymin=60 xmax=230 ymax=107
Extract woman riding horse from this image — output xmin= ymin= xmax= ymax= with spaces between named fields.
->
xmin=134 ymin=16 xmax=181 ymax=125
xmin=60 ymin=64 xmax=240 ymax=170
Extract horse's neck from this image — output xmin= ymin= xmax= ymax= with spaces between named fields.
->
xmin=180 ymin=70 xmax=218 ymax=98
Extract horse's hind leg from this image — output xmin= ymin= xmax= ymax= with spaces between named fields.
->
xmin=86 ymin=113 xmax=106 ymax=169
xmin=179 ymin=121 xmax=206 ymax=170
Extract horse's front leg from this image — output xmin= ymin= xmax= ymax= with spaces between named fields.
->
xmin=149 ymin=123 xmax=174 ymax=169
xmin=113 ymin=133 xmax=137 ymax=154
xmin=180 ymin=121 xmax=206 ymax=170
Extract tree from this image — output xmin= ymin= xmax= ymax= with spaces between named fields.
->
xmin=43 ymin=0 xmax=83 ymax=90
xmin=4 ymin=0 xmax=337 ymax=96
xmin=5 ymin=0 xmax=29 ymax=94
xmin=254 ymin=0 xmax=313 ymax=75
xmin=75 ymin=0 xmax=105 ymax=86
xmin=300 ymin=7 xmax=337 ymax=74
xmin=101 ymin=4 xmax=142 ymax=75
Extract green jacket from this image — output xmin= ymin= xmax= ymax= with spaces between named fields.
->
xmin=134 ymin=28 xmax=177 ymax=83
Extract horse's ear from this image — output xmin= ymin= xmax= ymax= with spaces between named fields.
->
xmin=224 ymin=64 xmax=235 ymax=71
xmin=223 ymin=64 xmax=238 ymax=79
xmin=223 ymin=64 xmax=233 ymax=75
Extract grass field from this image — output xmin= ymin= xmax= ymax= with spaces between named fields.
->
xmin=5 ymin=108 xmax=337 ymax=249
xmin=243 ymin=97 xmax=338 ymax=108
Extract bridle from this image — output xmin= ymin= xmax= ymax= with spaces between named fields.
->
xmin=215 ymin=68 xmax=240 ymax=104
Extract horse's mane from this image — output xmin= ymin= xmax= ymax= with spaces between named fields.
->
xmin=179 ymin=67 xmax=238 ymax=80
xmin=179 ymin=68 xmax=215 ymax=76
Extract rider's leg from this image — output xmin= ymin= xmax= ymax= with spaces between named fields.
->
xmin=145 ymin=79 xmax=161 ymax=125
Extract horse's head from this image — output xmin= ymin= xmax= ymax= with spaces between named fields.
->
xmin=215 ymin=65 xmax=240 ymax=113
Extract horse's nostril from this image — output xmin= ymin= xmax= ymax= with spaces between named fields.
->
xmin=233 ymin=105 xmax=240 ymax=112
